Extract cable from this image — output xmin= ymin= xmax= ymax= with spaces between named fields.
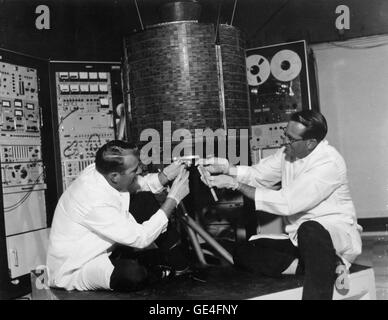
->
xmin=63 ymin=140 xmax=78 ymax=158
xmin=4 ymin=175 xmax=43 ymax=211
xmin=214 ymin=0 xmax=223 ymax=44
xmin=87 ymin=133 xmax=102 ymax=155
xmin=87 ymin=133 xmax=101 ymax=144
xmin=4 ymin=189 xmax=34 ymax=211
xmin=4 ymin=169 xmax=45 ymax=212
xmin=57 ymin=107 xmax=79 ymax=130
xmin=134 ymin=0 xmax=144 ymax=31
xmin=230 ymin=0 xmax=238 ymax=26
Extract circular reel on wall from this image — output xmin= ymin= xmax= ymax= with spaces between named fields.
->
xmin=270 ymin=49 xmax=302 ymax=82
xmin=246 ymin=54 xmax=271 ymax=86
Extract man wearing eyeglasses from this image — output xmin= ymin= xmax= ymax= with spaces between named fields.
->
xmin=198 ymin=110 xmax=362 ymax=300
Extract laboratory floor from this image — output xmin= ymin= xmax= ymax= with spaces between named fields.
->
xmin=354 ymin=233 xmax=388 ymax=300
xmin=15 ymin=233 xmax=388 ymax=300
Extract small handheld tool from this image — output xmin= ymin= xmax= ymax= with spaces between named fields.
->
xmin=197 ymin=165 xmax=218 ymax=202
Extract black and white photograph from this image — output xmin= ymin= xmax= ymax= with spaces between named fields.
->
xmin=0 ymin=0 xmax=387 ymax=306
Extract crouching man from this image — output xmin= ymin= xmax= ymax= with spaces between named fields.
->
xmin=47 ymin=140 xmax=190 ymax=292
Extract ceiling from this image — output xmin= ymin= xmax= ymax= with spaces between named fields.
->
xmin=0 ymin=0 xmax=387 ymax=60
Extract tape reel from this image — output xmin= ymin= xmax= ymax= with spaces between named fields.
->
xmin=270 ymin=49 xmax=302 ymax=82
xmin=246 ymin=55 xmax=270 ymax=86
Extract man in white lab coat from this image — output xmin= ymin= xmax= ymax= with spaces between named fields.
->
xmin=198 ymin=110 xmax=362 ymax=300
xmin=47 ymin=140 xmax=190 ymax=292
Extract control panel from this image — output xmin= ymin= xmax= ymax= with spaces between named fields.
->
xmin=246 ymin=40 xmax=311 ymax=158
xmin=0 ymin=50 xmax=54 ymax=299
xmin=0 ymin=59 xmax=48 ymax=281
xmin=246 ymin=41 xmax=310 ymax=128
xmin=0 ymin=67 xmax=40 ymax=136
xmin=54 ymin=67 xmax=117 ymax=190
xmin=0 ymin=62 xmax=46 ymax=194
xmin=250 ymin=122 xmax=287 ymax=149
xmin=250 ymin=122 xmax=287 ymax=164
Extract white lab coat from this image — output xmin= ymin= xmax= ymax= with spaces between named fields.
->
xmin=236 ymin=140 xmax=362 ymax=268
xmin=46 ymin=164 xmax=168 ymax=291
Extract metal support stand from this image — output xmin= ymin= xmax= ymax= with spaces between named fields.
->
xmin=177 ymin=202 xmax=234 ymax=265
xmin=183 ymin=222 xmax=208 ymax=266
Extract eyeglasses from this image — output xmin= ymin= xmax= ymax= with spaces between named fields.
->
xmin=282 ymin=133 xmax=305 ymax=145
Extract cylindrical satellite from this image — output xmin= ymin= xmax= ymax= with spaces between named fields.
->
xmin=123 ymin=1 xmax=250 ymax=162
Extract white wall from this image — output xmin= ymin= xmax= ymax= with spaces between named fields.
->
xmin=312 ymin=35 xmax=388 ymax=218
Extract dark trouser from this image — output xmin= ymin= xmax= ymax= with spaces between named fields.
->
xmin=233 ymin=221 xmax=338 ymax=300
xmin=109 ymin=192 xmax=189 ymax=292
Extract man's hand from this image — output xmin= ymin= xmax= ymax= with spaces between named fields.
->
xmin=196 ymin=157 xmax=230 ymax=174
xmin=162 ymin=161 xmax=186 ymax=181
xmin=206 ymin=174 xmax=239 ymax=190
xmin=166 ymin=167 xmax=190 ymax=205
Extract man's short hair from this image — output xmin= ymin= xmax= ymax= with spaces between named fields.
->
xmin=290 ymin=110 xmax=328 ymax=142
xmin=95 ymin=140 xmax=139 ymax=175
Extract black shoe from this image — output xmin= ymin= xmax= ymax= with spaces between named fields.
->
xmin=147 ymin=265 xmax=175 ymax=284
